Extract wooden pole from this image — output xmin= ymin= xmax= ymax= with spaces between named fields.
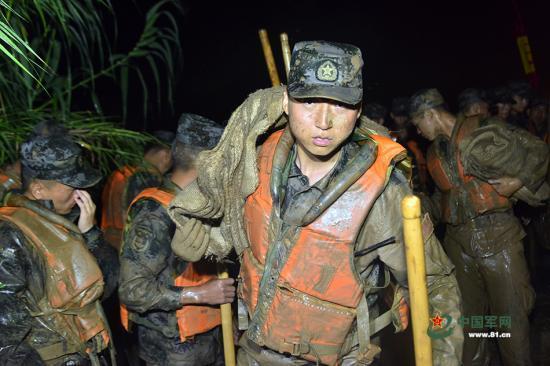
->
xmin=280 ymin=33 xmax=291 ymax=80
xmin=217 ymin=265 xmax=236 ymax=366
xmin=401 ymin=195 xmax=433 ymax=366
xmin=258 ymin=29 xmax=281 ymax=86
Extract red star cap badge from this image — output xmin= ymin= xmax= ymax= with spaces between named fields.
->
xmin=431 ymin=314 xmax=444 ymax=329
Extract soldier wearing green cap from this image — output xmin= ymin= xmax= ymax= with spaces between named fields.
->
xmin=167 ymin=41 xmax=463 ymax=365
xmin=410 ymin=88 xmax=549 ymax=366
xmin=0 ymin=131 xmax=118 ymax=365
xmin=118 ymin=114 xmax=234 ymax=366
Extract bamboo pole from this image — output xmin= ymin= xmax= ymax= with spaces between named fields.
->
xmin=401 ymin=195 xmax=433 ymax=366
xmin=258 ymin=29 xmax=281 ymax=86
xmin=217 ymin=265 xmax=236 ymax=366
xmin=280 ymin=33 xmax=291 ymax=79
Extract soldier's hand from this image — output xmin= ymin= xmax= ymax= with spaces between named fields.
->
xmin=180 ymin=278 xmax=235 ymax=305
xmin=74 ymin=190 xmax=96 ymax=233
xmin=171 ymin=218 xmax=210 ymax=262
xmin=488 ymin=176 xmax=523 ymax=197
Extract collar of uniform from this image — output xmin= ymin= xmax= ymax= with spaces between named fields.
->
xmin=287 ymin=140 xmax=357 ymax=191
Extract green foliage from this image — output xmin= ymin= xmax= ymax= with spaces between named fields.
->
xmin=0 ymin=0 xmax=182 ymax=170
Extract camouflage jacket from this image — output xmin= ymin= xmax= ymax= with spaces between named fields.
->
xmin=249 ymin=137 xmax=464 ymax=366
xmin=0 ymin=194 xmax=118 ymax=365
xmin=118 ymin=178 xmax=188 ymax=338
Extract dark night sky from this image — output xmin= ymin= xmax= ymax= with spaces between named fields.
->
xmin=115 ymin=0 xmax=549 ymax=129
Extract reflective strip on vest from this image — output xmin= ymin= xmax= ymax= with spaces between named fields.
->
xmin=120 ymin=187 xmax=221 ymax=341
xmin=240 ymin=129 xmax=405 ymax=365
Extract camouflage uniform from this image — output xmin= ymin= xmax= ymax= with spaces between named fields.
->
xmin=169 ymin=41 xmax=463 ymax=366
xmin=119 ymin=117 xmax=225 ymax=366
xmin=411 ymin=89 xmax=540 ymax=366
xmin=0 ymin=134 xmax=118 ymax=365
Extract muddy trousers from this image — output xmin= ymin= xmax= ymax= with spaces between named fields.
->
xmin=444 ymin=235 xmax=534 ymax=366
xmin=137 ymin=325 xmax=224 ymax=366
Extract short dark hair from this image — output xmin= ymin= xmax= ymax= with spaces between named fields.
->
xmin=171 ymin=141 xmax=203 ymax=172
xmin=364 ymin=103 xmax=387 ymax=121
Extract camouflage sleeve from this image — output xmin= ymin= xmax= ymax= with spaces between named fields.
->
xmin=356 ymin=170 xmax=463 ymax=366
xmin=82 ymin=225 xmax=119 ymax=300
xmin=118 ymin=200 xmax=183 ymax=313
xmin=0 ymin=222 xmax=45 ymax=365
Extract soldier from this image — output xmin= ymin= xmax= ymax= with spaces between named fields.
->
xmin=527 ymin=97 xmax=549 ymax=142
xmin=389 ymin=97 xmax=429 ymax=193
xmin=508 ymin=80 xmax=532 ymax=128
xmin=457 ymin=88 xmax=490 ymax=119
xmin=0 ymin=131 xmax=118 ymax=365
xmin=409 ymin=88 xmax=545 ymax=366
xmin=487 ymin=86 xmax=514 ymax=122
xmin=100 ymin=130 xmax=174 ymax=249
xmin=118 ymin=114 xmax=234 ymax=366
xmin=169 ymin=41 xmax=463 ymax=365
xmin=389 ymin=97 xmax=409 ymax=139
xmin=363 ymin=102 xmax=387 ymax=126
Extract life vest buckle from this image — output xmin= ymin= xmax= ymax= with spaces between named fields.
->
xmin=357 ymin=343 xmax=381 ymax=365
xmin=281 ymin=339 xmax=310 ymax=356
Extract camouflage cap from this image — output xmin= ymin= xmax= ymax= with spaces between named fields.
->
xmin=20 ymin=134 xmax=101 ymax=188
xmin=409 ymin=88 xmax=446 ymax=117
xmin=176 ymin=113 xmax=224 ymax=149
xmin=287 ymin=41 xmax=363 ymax=105
xmin=458 ymin=88 xmax=487 ymax=112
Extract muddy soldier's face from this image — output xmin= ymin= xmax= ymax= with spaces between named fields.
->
xmin=37 ymin=181 xmax=77 ymax=214
xmin=284 ymin=93 xmax=361 ymax=160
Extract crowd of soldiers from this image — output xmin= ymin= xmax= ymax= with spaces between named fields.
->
xmin=0 ymin=40 xmax=548 ymax=366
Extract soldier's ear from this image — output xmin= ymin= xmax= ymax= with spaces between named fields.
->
xmin=29 ymin=180 xmax=45 ymax=200
xmin=283 ymin=89 xmax=289 ymax=115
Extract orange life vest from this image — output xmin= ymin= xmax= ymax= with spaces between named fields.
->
xmin=0 ymin=196 xmax=109 ymax=361
xmin=0 ymin=169 xmax=21 ymax=200
xmin=427 ymin=117 xmax=511 ymax=224
xmin=406 ymin=140 xmax=428 ymax=189
xmin=120 ymin=187 xmax=222 ymax=342
xmin=100 ymin=166 xmax=136 ymax=249
xmin=240 ymin=129 xmax=405 ymax=365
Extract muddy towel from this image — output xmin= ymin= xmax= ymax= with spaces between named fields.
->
xmin=460 ymin=123 xmax=549 ymax=205
xmin=167 ymin=86 xmax=287 ymax=258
